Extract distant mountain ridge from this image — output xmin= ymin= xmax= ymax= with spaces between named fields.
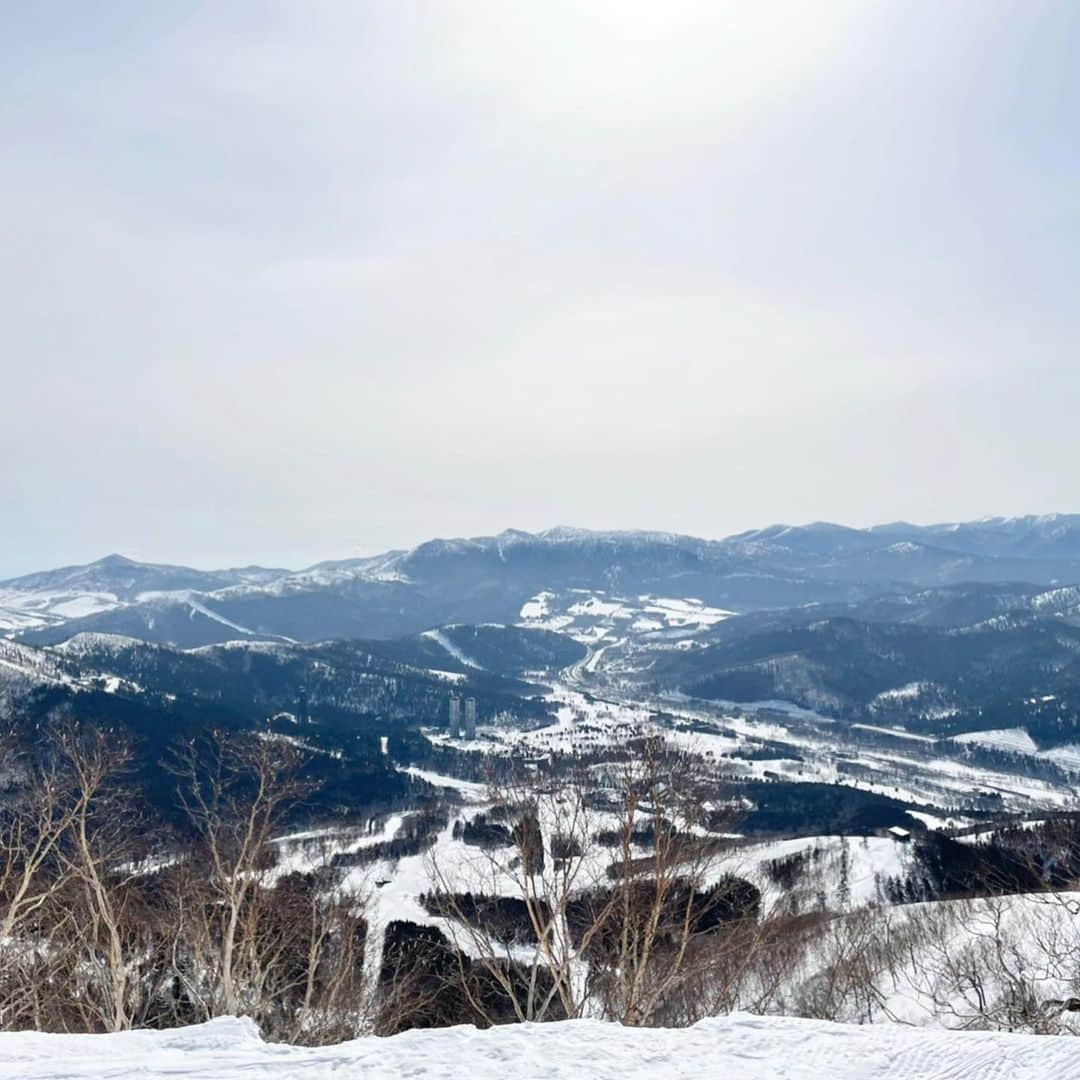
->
xmin=2 ymin=552 xmax=287 ymax=600
xmin=5 ymin=515 xmax=1080 ymax=649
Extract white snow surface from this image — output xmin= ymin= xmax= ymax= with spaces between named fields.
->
xmin=1 ymin=1012 xmax=1075 ymax=1079
xmin=871 ymin=682 xmax=927 ymax=703
xmin=421 ymin=628 xmax=483 ymax=669
xmin=0 ymin=587 xmax=122 ymax=631
xmin=516 ymin=589 xmax=732 ymax=644
xmin=850 ymin=723 xmax=936 ymax=744
xmin=951 ymin=727 xmax=1039 ymax=754
xmin=1040 ymin=744 xmax=1080 ymax=772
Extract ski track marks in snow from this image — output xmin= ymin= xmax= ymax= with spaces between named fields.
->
xmin=1 ymin=1012 xmax=1076 ymax=1079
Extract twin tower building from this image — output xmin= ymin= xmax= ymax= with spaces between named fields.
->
xmin=448 ymin=695 xmax=478 ymax=739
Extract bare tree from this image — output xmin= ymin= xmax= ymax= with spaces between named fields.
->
xmin=898 ymin=895 xmax=1080 ymax=1033
xmin=0 ymin=723 xmax=176 ymax=1034
xmin=0 ymin=727 xmax=81 ymax=943
xmin=791 ymin=905 xmax=893 ymax=1024
xmin=427 ymin=737 xmax=761 ymax=1028
xmin=427 ymin=765 xmax=601 ymax=1023
xmin=164 ymin=729 xmax=379 ymax=1041
xmin=53 ymin=726 xmax=143 ymax=1033
xmin=281 ymin=880 xmax=370 ymax=1044
xmin=0 ymin=725 xmax=83 ymax=1030
xmin=586 ymin=737 xmax=758 ymax=1025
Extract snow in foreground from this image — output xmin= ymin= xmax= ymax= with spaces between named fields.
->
xmin=1 ymin=1013 xmax=1076 ymax=1079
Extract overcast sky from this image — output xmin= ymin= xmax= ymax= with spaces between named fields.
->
xmin=4 ymin=2 xmax=1079 ymax=575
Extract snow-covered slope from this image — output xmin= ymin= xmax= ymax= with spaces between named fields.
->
xmin=0 ymin=1013 xmax=1073 ymax=1079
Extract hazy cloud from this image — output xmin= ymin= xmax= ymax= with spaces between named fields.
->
xmin=4 ymin=1 xmax=1079 ymax=573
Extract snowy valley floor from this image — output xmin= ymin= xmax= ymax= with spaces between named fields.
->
xmin=1 ymin=1014 xmax=1078 ymax=1079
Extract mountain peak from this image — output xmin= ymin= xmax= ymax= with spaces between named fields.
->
xmin=95 ymin=553 xmax=137 ymax=567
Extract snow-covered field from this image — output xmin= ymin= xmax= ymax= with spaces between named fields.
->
xmin=517 ymin=589 xmax=733 ymax=644
xmin=0 ymin=587 xmax=121 ymax=632
xmin=732 ymin=834 xmax=911 ymax=910
xmin=952 ymin=727 xmax=1040 ymax=754
xmin=429 ymin=680 xmax=1078 ymax=818
xmin=1 ymin=1012 xmax=1074 ymax=1079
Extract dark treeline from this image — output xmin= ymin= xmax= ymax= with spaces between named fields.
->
xmin=885 ymin=818 xmax=1080 ymax=904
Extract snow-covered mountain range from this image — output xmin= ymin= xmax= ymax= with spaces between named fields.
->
xmin=7 ymin=515 xmax=1080 ymax=649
